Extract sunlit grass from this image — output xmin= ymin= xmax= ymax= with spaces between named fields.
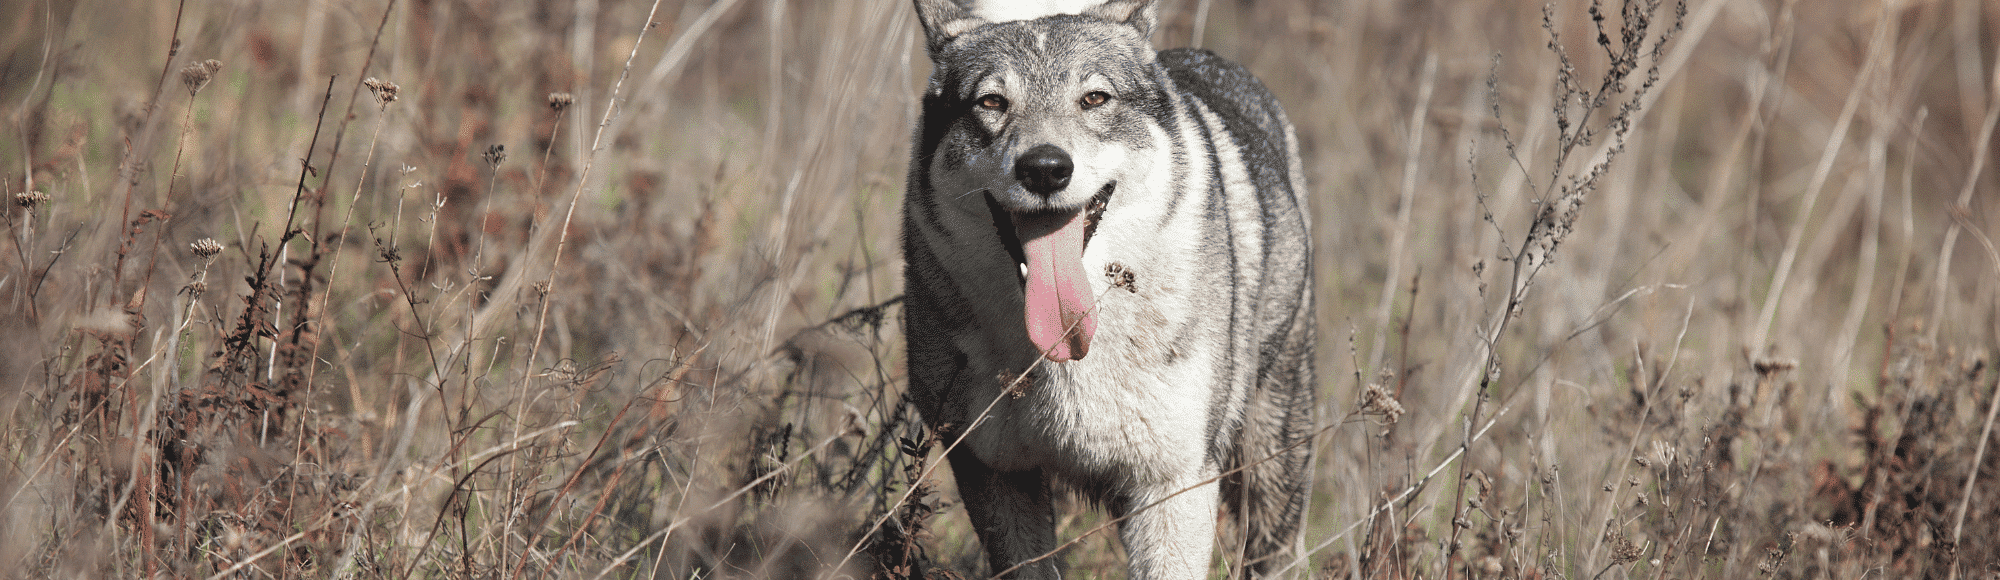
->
xmin=0 ymin=0 xmax=1994 ymax=578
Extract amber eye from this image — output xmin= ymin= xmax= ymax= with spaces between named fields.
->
xmin=978 ymin=94 xmax=1007 ymax=111
xmin=1080 ymin=91 xmax=1110 ymax=109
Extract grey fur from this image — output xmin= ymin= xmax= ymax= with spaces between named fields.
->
xmin=903 ymin=1 xmax=1315 ymax=578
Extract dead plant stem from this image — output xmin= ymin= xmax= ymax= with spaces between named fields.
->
xmin=520 ymin=0 xmax=668 ymax=395
xmin=108 ymin=0 xmax=187 ymax=302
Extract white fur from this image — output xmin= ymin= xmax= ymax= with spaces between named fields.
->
xmin=969 ymin=0 xmax=1103 ymax=22
xmin=944 ymin=117 xmax=1229 ymax=579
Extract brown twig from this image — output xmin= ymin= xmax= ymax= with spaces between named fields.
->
xmin=108 ymin=0 xmax=188 ymax=303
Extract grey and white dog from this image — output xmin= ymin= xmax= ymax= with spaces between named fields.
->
xmin=901 ymin=0 xmax=1316 ymax=578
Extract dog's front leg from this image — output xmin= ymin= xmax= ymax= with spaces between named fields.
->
xmin=949 ymin=453 xmax=1061 ymax=580
xmin=1119 ymin=477 xmax=1221 ymax=580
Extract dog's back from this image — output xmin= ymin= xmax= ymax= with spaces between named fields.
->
xmin=1158 ymin=45 xmax=1318 ymax=574
xmin=903 ymin=2 xmax=1315 ymax=578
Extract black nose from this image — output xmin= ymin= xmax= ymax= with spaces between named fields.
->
xmin=1014 ymin=144 xmax=1073 ymax=196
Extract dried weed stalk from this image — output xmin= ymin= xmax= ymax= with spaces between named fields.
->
xmin=1454 ymin=0 xmax=1687 ymax=575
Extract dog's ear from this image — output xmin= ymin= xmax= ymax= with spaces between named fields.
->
xmin=1083 ymin=0 xmax=1157 ymax=39
xmin=914 ymin=0 xmax=987 ymax=57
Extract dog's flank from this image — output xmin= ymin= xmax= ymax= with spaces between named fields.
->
xmin=902 ymin=1 xmax=1317 ymax=578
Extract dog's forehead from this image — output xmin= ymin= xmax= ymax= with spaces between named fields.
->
xmin=936 ymin=18 xmax=1150 ymax=92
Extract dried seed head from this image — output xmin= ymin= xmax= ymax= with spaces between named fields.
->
xmin=484 ymin=144 xmax=507 ymax=167
xmin=548 ymin=92 xmax=574 ymax=112
xmin=15 ymin=190 xmax=49 ymax=209
xmin=1359 ymin=380 xmax=1405 ymax=424
xmin=545 ymin=359 xmax=580 ymax=383
xmin=1648 ymin=440 xmax=1677 ymax=469
xmin=1104 ymin=261 xmax=1138 ymax=293
xmin=190 ymin=238 xmax=224 ymax=260
xmin=1607 ymin=530 xmax=1643 ymax=565
xmin=181 ymin=59 xmax=221 ymax=96
xmin=363 ymin=77 xmax=400 ymax=106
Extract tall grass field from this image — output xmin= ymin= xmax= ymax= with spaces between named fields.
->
xmin=1 ymin=0 xmax=1997 ymax=577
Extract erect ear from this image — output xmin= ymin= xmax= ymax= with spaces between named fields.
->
xmin=913 ymin=0 xmax=988 ymax=58
xmin=1082 ymin=0 xmax=1157 ymax=39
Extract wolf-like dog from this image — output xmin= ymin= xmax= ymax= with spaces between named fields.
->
xmin=901 ymin=0 xmax=1316 ymax=578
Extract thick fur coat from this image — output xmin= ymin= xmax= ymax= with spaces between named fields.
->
xmin=902 ymin=1 xmax=1317 ymax=577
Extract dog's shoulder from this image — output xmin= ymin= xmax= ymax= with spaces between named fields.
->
xmin=1156 ymin=48 xmax=1288 ymax=147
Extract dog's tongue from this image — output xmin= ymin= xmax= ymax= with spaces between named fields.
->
xmin=1014 ymin=210 xmax=1095 ymax=362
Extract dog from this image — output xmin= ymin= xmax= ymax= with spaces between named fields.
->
xmin=901 ymin=0 xmax=1317 ymax=578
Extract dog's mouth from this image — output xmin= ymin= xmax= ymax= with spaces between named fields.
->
xmin=986 ymin=183 xmax=1115 ymax=362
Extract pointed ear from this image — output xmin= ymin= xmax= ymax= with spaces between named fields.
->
xmin=1082 ymin=0 xmax=1157 ymax=39
xmin=914 ymin=0 xmax=987 ymax=57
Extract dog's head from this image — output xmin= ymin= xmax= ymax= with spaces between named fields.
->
xmin=912 ymin=0 xmax=1166 ymax=362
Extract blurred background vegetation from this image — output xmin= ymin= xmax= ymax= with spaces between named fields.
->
xmin=1 ymin=0 xmax=1996 ymax=577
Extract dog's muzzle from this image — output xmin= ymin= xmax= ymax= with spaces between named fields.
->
xmin=986 ymin=174 xmax=1114 ymax=363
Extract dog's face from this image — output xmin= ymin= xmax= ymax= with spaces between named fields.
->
xmin=918 ymin=5 xmax=1164 ymax=214
xmin=912 ymin=1 xmax=1166 ymax=362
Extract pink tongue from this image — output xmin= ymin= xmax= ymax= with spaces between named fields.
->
xmin=1014 ymin=211 xmax=1095 ymax=362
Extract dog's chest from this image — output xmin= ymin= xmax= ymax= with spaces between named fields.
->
xmin=964 ymin=258 xmax=1231 ymax=485
xmin=971 ymin=365 xmax=1223 ymax=487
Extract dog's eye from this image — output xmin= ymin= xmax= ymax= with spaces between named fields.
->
xmin=977 ymin=94 xmax=1008 ymax=111
xmin=1080 ymin=91 xmax=1111 ymax=109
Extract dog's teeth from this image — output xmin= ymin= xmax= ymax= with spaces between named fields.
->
xmin=1019 ymin=263 xmax=1028 ymax=280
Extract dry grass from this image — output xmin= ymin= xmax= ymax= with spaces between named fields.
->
xmin=1 ymin=0 xmax=1996 ymax=578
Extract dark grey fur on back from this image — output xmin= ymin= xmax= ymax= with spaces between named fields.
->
xmin=1158 ymin=46 xmax=1318 ymax=572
